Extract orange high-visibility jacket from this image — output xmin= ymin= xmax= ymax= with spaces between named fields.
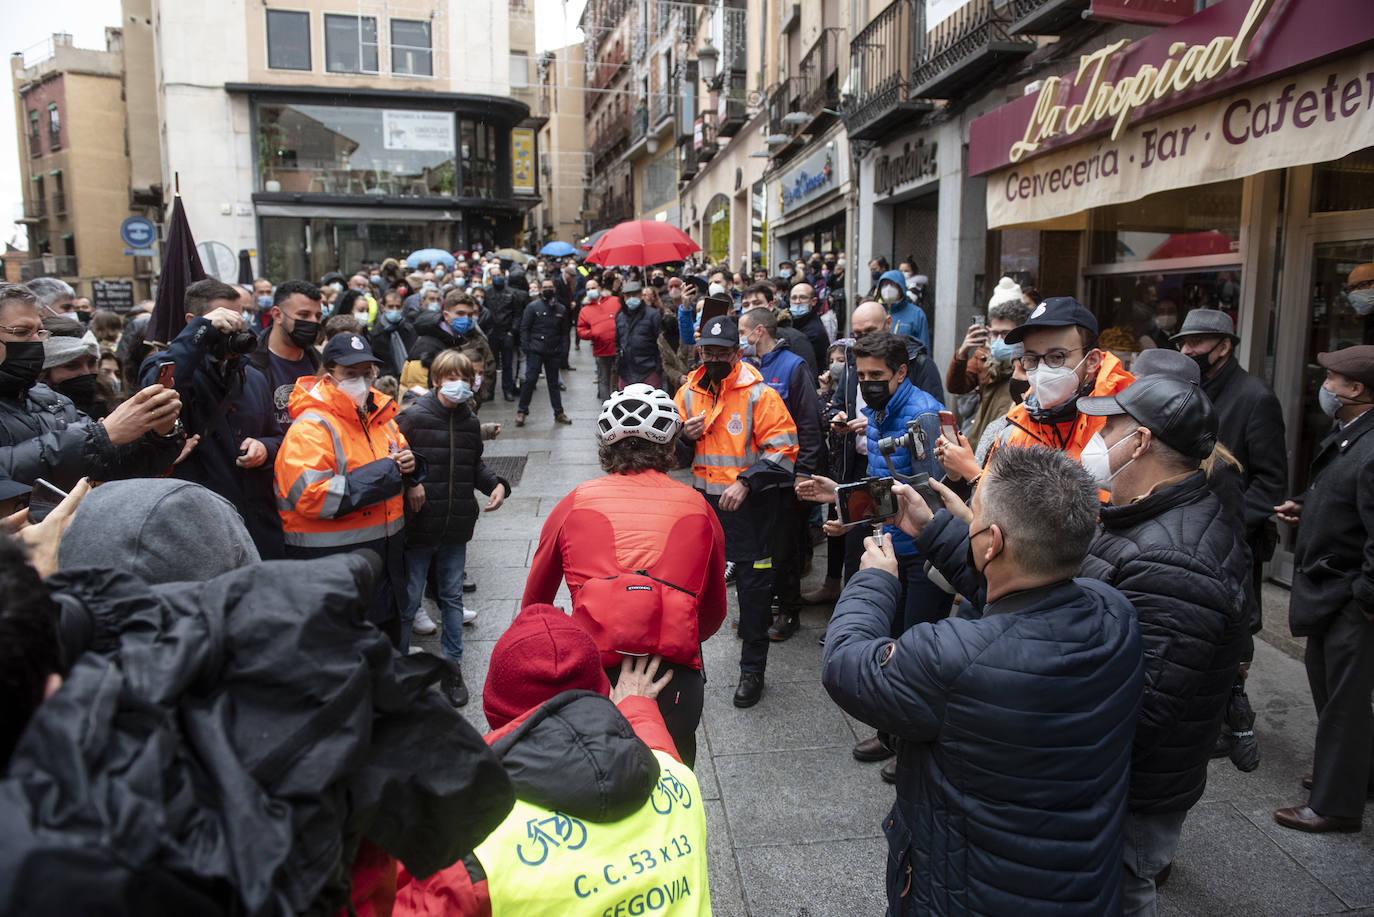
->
xmin=988 ymin=351 xmax=1135 ymax=461
xmin=674 ymin=359 xmax=799 ymax=495
xmin=274 ymin=376 xmax=408 ymax=551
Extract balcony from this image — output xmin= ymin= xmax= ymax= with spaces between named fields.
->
xmin=798 ymin=28 xmax=844 ymax=123
xmin=910 ymin=0 xmax=1034 ymax=100
xmin=767 ymin=78 xmax=805 ymax=159
xmin=696 ymin=110 xmax=720 ymax=164
xmin=19 ymin=199 xmax=46 ymax=222
xmin=590 ymin=105 xmax=633 ymax=164
xmin=28 ymin=134 xmax=41 ymax=157
xmin=48 ymin=130 xmax=61 ymax=152
xmin=679 ymin=138 xmax=699 ymax=185
xmin=716 ymin=71 xmax=749 ymax=137
xmin=20 ymin=255 xmax=78 ymax=281
xmin=596 ymin=192 xmax=633 ymax=228
xmin=650 ymin=80 xmax=676 ymax=128
xmin=51 ymin=192 xmax=66 ymax=216
xmin=1007 ymin=0 xmax=1089 ymax=35
xmin=842 ymin=0 xmax=934 ymax=142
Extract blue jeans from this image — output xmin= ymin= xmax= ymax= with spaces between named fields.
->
xmin=402 ymin=541 xmax=467 ymax=663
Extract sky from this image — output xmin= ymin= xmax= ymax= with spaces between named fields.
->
xmin=1 ymin=0 xmax=587 ymax=252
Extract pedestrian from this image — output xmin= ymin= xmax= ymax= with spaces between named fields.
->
xmin=945 ymin=278 xmax=1031 ymax=450
xmin=1273 ymin=345 xmax=1374 ymax=834
xmin=516 ymin=276 xmax=572 ymax=427
xmin=249 ymin=279 xmax=323 ymax=430
xmin=401 ymin=291 xmax=495 ymax=404
xmin=39 ymin=322 xmax=108 ymax=420
xmin=523 ymin=384 xmax=727 ymax=764
xmin=782 ymin=281 xmax=831 ymax=371
xmin=875 ymin=270 xmax=930 ymax=352
xmin=368 ymin=290 xmax=417 ymax=379
xmin=273 ymin=333 xmax=422 ymax=646
xmin=576 ymin=276 xmax=621 ymax=401
xmin=483 ymin=267 xmax=521 ymax=402
xmin=397 ymin=349 xmax=509 ymax=705
xmin=1173 ymin=307 xmax=1287 ymax=770
xmin=392 ymin=610 xmax=711 ymax=917
xmin=614 ymin=280 xmax=664 ymax=390
xmin=822 ymin=446 xmax=1143 ymax=916
xmin=674 ymin=315 xmax=799 ymax=708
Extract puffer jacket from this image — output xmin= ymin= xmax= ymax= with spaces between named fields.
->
xmin=822 ymin=570 xmax=1142 ymax=917
xmin=614 ymin=305 xmax=663 ymax=383
xmin=0 ymin=382 xmax=184 ymax=488
xmin=396 ymin=391 xmax=508 ymax=546
xmin=861 ymin=380 xmax=944 ymax=557
xmin=519 ymin=295 xmax=568 ymax=357
xmin=1079 ymin=471 xmax=1249 ymax=813
xmin=0 ymin=556 xmax=513 ymax=917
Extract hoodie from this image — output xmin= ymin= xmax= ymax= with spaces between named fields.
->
xmin=878 ymin=269 xmax=931 ymax=351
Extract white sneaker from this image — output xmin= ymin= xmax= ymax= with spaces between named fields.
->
xmin=412 ymin=608 xmax=438 ymax=635
xmin=462 ymin=607 xmax=478 ymax=625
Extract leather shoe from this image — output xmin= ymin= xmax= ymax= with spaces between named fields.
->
xmin=801 ymin=577 xmax=842 ymax=604
xmin=767 ymin=614 xmax=799 ymax=641
xmin=733 ymin=672 xmax=764 ymax=708
xmin=1274 ymin=805 xmax=1361 ymax=833
xmin=555 ymin=413 xmax=573 ymax=425
xmin=880 ymin=759 xmax=897 ymax=784
xmin=853 ymin=735 xmax=894 ymax=762
xmin=1302 ymin=773 xmax=1374 ymax=797
xmin=515 ymin=413 xmax=527 ymax=427
xmin=441 ymin=669 xmax=469 ymax=708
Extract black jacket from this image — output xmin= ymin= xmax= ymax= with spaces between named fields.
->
xmin=1290 ymin=409 xmax=1374 ymax=635
xmin=1202 ymin=357 xmax=1287 ymax=538
xmin=0 ymin=556 xmax=513 ymax=916
xmin=139 ymin=317 xmax=286 ymax=558
xmin=520 ymin=296 xmax=569 ymax=357
xmin=776 ymin=326 xmax=819 ymax=376
xmin=483 ymin=286 xmax=518 ymax=339
xmin=614 ymin=306 xmax=663 ymax=383
xmin=396 ymin=391 xmax=509 ymax=546
xmin=0 ymin=384 xmax=184 ymax=489
xmin=790 ymin=309 xmax=831 ymax=372
xmin=369 ymin=318 xmax=419 ymax=378
xmin=1079 ymin=471 xmax=1250 ymax=813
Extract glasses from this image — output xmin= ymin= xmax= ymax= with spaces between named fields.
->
xmin=788 ymin=296 xmax=813 ymax=304
xmin=1344 ymin=279 xmax=1374 ymax=293
xmin=0 ymin=324 xmax=49 ymax=341
xmin=1019 ymin=347 xmax=1083 ymax=371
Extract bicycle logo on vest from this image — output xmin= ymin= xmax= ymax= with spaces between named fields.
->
xmin=516 ymin=812 xmax=589 ymax=866
xmin=650 ymin=770 xmax=694 ymax=815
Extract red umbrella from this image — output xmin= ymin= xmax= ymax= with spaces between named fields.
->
xmin=1146 ymin=231 xmax=1237 ymax=260
xmin=584 ymin=220 xmax=699 ymax=267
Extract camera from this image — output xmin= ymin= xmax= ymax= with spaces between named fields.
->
xmin=877 ymin=418 xmax=928 ymax=463
xmin=211 ymin=331 xmax=258 ymax=359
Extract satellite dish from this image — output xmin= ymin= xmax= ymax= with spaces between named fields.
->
xmin=198 ymin=241 xmax=238 ymax=282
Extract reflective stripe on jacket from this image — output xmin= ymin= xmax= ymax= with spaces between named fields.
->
xmin=674 ymin=360 xmax=799 ymax=495
xmin=274 ymin=375 xmax=407 ymax=550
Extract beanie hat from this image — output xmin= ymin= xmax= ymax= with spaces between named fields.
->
xmin=483 ymin=604 xmax=611 ymax=729
xmin=987 ymin=277 xmax=1023 ymax=312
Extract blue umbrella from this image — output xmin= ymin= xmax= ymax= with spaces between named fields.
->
xmin=405 ymin=248 xmax=456 ymax=268
xmin=539 ymin=240 xmax=576 ymax=257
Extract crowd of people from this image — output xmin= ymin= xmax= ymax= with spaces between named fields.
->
xmin=0 ymin=246 xmax=1370 ymax=916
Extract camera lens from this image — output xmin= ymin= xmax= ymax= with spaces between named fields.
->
xmin=227 ymin=332 xmax=257 ymax=355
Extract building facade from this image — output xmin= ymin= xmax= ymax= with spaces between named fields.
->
xmin=531 ymin=44 xmax=591 ymax=247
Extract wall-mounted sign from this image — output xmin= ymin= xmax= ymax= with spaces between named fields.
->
xmin=969 ymin=0 xmax=1374 ymax=177
xmin=382 ymin=110 xmax=455 ymax=152
xmin=874 ymin=139 xmax=938 ymax=197
xmin=120 ymin=216 xmax=156 ymax=249
xmin=92 ymin=279 xmax=135 ymax=312
xmin=1090 ymin=0 xmax=1190 ymax=26
xmin=512 ymin=128 xmax=536 ymax=195
xmin=778 ymin=149 xmax=834 ymax=215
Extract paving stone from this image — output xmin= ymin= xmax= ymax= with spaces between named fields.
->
xmin=704 ymin=798 xmax=748 ymax=917
xmin=735 ymin=837 xmax=887 ymax=917
xmin=703 ymin=679 xmax=857 ymax=756
xmin=1236 ymin=796 xmax=1374 ymax=909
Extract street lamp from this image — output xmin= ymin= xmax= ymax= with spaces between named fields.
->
xmin=697 ymin=40 xmax=719 ymax=88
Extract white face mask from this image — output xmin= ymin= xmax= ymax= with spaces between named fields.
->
xmin=709 ymin=282 xmax=725 ymax=296
xmin=440 ymin=379 xmax=474 ymax=403
xmin=335 ymin=375 xmax=370 ymax=406
xmin=880 ymin=285 xmax=902 ymax=304
xmin=1027 ymin=354 xmax=1087 ymax=410
xmin=1079 ymin=429 xmax=1142 ymax=489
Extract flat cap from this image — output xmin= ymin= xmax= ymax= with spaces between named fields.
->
xmin=1318 ymin=344 xmax=1374 ymax=390
xmin=1078 ymin=374 xmax=1218 ymax=460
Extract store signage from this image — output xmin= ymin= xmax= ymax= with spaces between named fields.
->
xmin=512 ymin=128 xmax=535 ymax=195
xmin=92 ymin=279 xmax=134 ymax=312
xmin=1090 ymin=0 xmax=1190 ymax=27
xmin=969 ymin=0 xmax=1374 ymax=176
xmin=874 ymin=139 xmax=938 ymax=197
xmin=778 ymin=149 xmax=834 ymax=215
xmin=382 ymin=110 xmax=454 ymax=152
xmin=985 ymin=45 xmax=1374 ymax=228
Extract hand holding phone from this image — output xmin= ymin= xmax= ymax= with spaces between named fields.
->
xmin=156 ymin=362 xmax=175 ymax=390
xmin=938 ymin=411 xmax=959 ymax=445
xmin=27 ymin=478 xmax=68 ymax=524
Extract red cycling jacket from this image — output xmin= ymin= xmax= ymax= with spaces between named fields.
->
xmin=522 ymin=470 xmax=727 ymax=669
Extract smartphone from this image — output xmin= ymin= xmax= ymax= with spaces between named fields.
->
xmin=156 ymin=362 xmax=175 ymax=389
xmin=700 ymin=294 xmax=730 ymax=325
xmin=971 ymin=314 xmax=986 ymax=329
xmin=938 ymin=410 xmax=959 ymax=444
xmin=27 ymin=477 xmax=68 ymax=524
xmin=836 ymin=477 xmax=897 ymax=527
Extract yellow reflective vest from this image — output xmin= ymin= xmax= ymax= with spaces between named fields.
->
xmin=475 ymin=751 xmax=711 ymax=917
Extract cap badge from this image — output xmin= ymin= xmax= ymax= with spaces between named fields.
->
xmin=711 ymin=322 xmax=723 ymax=335
xmin=351 ymin=336 xmax=365 ymax=350
xmin=1031 ymin=303 xmax=1047 ymax=319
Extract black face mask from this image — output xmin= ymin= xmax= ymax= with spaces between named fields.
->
xmin=703 ymin=360 xmax=733 ymax=384
xmin=651 ymin=276 xmax=666 ymax=288
xmin=541 ymin=289 xmax=555 ymax=301
xmin=860 ymin=379 xmax=894 ymax=411
xmin=1008 ymin=377 xmax=1031 ymax=404
xmin=965 ymin=525 xmax=995 ymax=598
xmin=287 ymin=318 xmax=319 ymax=348
xmin=53 ymin=373 xmax=103 ymax=415
xmin=1191 ymin=343 xmax=1220 ymax=377
xmin=76 ymin=310 xmax=92 ymax=324
xmin=0 ymin=341 xmax=46 ymax=397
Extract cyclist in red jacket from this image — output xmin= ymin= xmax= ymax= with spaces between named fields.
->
xmin=524 ymin=384 xmax=726 ymax=765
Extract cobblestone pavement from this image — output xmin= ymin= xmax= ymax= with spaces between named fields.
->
xmin=411 ymin=344 xmax=1374 ymax=917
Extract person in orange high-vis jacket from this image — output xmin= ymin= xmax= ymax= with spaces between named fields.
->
xmin=275 ymin=333 xmax=425 ymax=646
xmin=674 ymin=315 xmax=798 ymax=709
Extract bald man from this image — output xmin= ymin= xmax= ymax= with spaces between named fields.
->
xmin=848 ymin=301 xmax=943 ymax=402
xmin=1348 ymin=263 xmax=1374 ymax=345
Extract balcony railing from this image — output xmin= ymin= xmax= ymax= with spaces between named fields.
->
xmin=20 ymin=255 xmax=78 ymax=282
xmin=23 ymin=199 xmax=46 ymax=220
xmin=51 ymin=192 xmax=66 ymax=216
xmin=597 ymin=193 xmax=634 ymax=228
xmin=911 ymin=0 xmax=1034 ymax=100
xmin=842 ymin=0 xmax=931 ymax=142
xmin=1007 ymin=0 xmax=1089 ymax=35
xmin=632 ymin=104 xmax=650 ymax=144
xmin=48 ymin=130 xmax=61 ymax=152
xmin=716 ymin=70 xmax=749 ymax=137
xmin=767 ymin=78 xmax=803 ymax=140
xmin=798 ymin=27 xmax=844 ymax=119
xmin=696 ymin=110 xmax=719 ymax=163
xmin=679 ymin=138 xmax=699 ymax=184
xmin=650 ymin=80 xmax=676 ymax=127
xmin=590 ymin=105 xmax=633 ymax=163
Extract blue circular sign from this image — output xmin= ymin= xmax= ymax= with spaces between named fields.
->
xmin=120 ymin=216 xmax=156 ymax=248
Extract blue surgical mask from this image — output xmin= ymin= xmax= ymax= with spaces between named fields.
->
xmin=988 ymin=337 xmax=1019 ymax=363
xmin=779 ymin=268 xmax=792 ymax=279
xmin=625 ymin=297 xmax=643 ymax=310
xmin=427 ymin=301 xmax=442 ymax=311
xmin=370 ymin=274 xmax=380 ymax=283
xmin=440 ymin=379 xmax=474 ymax=403
xmin=492 ymin=277 xmax=505 ymax=288
xmin=383 ymin=309 xmax=403 ymax=324
xmin=455 ymin=278 xmax=467 ymax=289
xmin=257 ymin=295 xmax=273 ymax=311
xmin=789 ymin=305 xmax=809 ymax=318
xmin=451 ymin=316 xmax=473 ymax=335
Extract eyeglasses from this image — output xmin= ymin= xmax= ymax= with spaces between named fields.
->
xmin=0 ymin=324 xmax=49 ymax=341
xmin=1344 ymin=279 xmax=1374 ymax=293
xmin=1019 ymin=347 xmax=1084 ymax=371
xmin=788 ymin=296 xmax=813 ymax=304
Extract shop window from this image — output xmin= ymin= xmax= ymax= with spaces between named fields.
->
xmin=256 ymin=102 xmax=456 ymax=197
xmin=705 ymin=194 xmax=730 ymax=264
xmin=1086 ymin=268 xmax=1242 ymax=366
xmin=391 ymin=19 xmax=432 ymax=76
xmin=460 ymin=120 xmax=501 ymax=199
xmin=325 ymin=14 xmax=379 ymax=74
xmin=266 ymin=10 xmax=311 ymax=71
xmin=1310 ymin=147 xmax=1374 ymax=214
xmin=1088 ymin=180 xmax=1242 ymax=266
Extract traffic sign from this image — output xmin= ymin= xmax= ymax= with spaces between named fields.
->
xmin=120 ymin=216 xmax=157 ymax=249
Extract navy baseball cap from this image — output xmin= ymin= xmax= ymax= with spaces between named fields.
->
xmin=698 ymin=315 xmax=739 ymax=348
xmin=321 ymin=333 xmax=379 ymax=367
xmin=1005 ymin=296 xmax=1099 ymax=345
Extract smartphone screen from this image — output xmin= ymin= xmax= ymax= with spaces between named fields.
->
xmin=938 ymin=410 xmax=959 ymax=444
xmin=836 ymin=477 xmax=897 ymax=527
xmin=27 ymin=477 xmax=68 ymax=524
xmin=699 ymin=294 xmax=730 ymax=324
xmin=156 ymin=362 xmax=175 ymax=389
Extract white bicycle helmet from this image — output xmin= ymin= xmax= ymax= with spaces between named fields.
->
xmin=597 ymin=383 xmax=682 ymax=445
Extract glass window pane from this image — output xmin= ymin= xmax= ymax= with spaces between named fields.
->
xmin=1310 ymin=147 xmax=1374 ymax=214
xmin=1088 ymin=180 xmax=1243 ymax=266
xmin=1087 ymin=268 xmax=1242 ymax=366
xmin=325 ymin=15 xmax=377 ymax=73
xmin=509 ymin=52 xmax=529 ymax=88
xmin=391 ymin=20 xmax=432 ymax=76
xmin=266 ymin=10 xmax=311 ymax=71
